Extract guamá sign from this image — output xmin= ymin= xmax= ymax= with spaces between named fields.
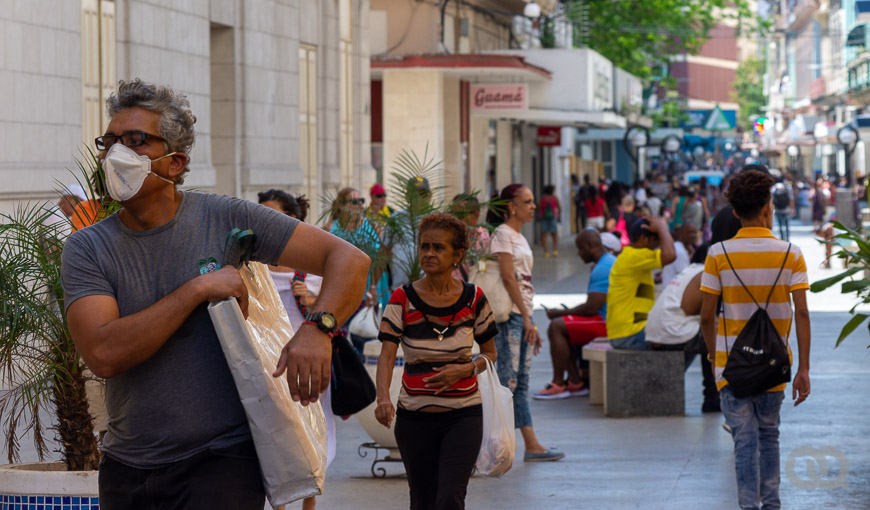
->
xmin=471 ymin=84 xmax=528 ymax=111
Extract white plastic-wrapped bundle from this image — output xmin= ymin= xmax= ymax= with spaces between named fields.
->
xmin=208 ymin=261 xmax=327 ymax=507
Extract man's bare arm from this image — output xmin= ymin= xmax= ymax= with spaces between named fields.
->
xmin=791 ymin=289 xmax=811 ymax=406
xmin=272 ymin=222 xmax=371 ymax=405
xmin=68 ymin=267 xmax=248 ymax=379
xmin=563 ymin=292 xmax=606 ymax=317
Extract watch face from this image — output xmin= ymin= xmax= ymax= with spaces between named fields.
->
xmin=321 ymin=313 xmax=336 ymax=329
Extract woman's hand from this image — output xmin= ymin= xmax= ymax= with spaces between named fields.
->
xmin=523 ymin=316 xmax=542 ymax=355
xmin=374 ymin=400 xmax=395 ymax=428
xmin=292 ymin=281 xmax=316 ymax=306
xmin=424 ymin=363 xmax=474 ymax=395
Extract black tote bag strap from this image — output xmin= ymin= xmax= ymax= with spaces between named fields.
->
xmin=718 ymin=241 xmax=792 ymax=355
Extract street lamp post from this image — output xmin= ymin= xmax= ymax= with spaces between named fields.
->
xmin=623 ymin=126 xmax=650 ymax=182
xmin=837 ymin=125 xmax=859 ymax=187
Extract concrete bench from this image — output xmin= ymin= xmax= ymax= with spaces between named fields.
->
xmin=581 ymin=339 xmax=610 ymax=406
xmin=583 ymin=341 xmax=685 ymax=417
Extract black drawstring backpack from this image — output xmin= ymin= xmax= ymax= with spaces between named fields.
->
xmin=720 ymin=243 xmax=792 ymax=398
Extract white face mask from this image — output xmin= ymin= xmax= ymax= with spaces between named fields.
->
xmin=102 ymin=143 xmax=177 ymax=202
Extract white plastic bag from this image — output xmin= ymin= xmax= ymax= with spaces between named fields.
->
xmin=475 ymin=356 xmax=515 ymax=477
xmin=208 ymin=261 xmax=327 ymax=507
xmin=348 ymin=304 xmax=381 ymax=339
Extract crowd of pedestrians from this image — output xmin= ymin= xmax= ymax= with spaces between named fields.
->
xmin=56 ymin=78 xmax=863 ymax=510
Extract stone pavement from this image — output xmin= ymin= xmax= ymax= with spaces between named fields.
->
xmin=312 ymin=222 xmax=870 ymax=510
xmin=5 ymin=222 xmax=869 ymax=509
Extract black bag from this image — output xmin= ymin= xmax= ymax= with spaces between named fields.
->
xmin=773 ymin=186 xmax=790 ymax=210
xmin=720 ymin=243 xmax=792 ymax=398
xmin=330 ymin=334 xmax=377 ymax=416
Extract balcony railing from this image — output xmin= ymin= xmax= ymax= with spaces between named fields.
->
xmin=847 ymin=51 xmax=870 ymax=92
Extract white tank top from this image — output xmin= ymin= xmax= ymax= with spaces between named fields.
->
xmin=644 ymin=264 xmax=704 ymax=345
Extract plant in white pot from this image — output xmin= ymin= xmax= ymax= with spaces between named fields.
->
xmin=0 ymin=154 xmax=116 ymax=506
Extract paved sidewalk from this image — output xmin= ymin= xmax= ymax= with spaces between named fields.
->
xmin=5 ymin=223 xmax=868 ymax=509
xmin=313 ymin=223 xmax=869 ymax=509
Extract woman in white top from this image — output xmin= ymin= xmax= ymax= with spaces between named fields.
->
xmin=487 ymin=184 xmax=564 ymax=462
xmin=258 ymin=190 xmax=334 ymax=510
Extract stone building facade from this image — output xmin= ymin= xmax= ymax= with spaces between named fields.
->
xmin=0 ymin=0 xmax=373 ymax=219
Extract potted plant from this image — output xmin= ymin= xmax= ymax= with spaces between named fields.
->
xmin=0 ymin=153 xmax=116 ymax=507
xmin=810 ymin=221 xmax=870 ymax=347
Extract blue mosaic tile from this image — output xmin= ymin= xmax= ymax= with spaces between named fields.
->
xmin=0 ymin=495 xmax=97 ymax=510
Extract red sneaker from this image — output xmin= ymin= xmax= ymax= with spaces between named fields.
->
xmin=533 ymin=383 xmax=570 ymax=400
xmin=567 ymin=381 xmax=590 ymax=397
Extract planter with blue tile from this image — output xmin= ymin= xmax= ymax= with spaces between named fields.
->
xmin=0 ymin=462 xmax=98 ymax=510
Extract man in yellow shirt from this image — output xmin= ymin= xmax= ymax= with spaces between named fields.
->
xmin=606 ymin=216 xmax=676 ymax=349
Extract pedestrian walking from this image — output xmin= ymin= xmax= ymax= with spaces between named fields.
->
xmin=700 ymin=168 xmax=811 ymax=510
xmin=489 ymin=184 xmax=564 ymax=462
xmin=62 ymin=79 xmax=369 ymax=509
xmin=375 ymin=213 xmax=499 ymax=510
xmin=772 ymin=180 xmax=793 ymax=241
xmin=537 ymin=184 xmax=561 ymax=257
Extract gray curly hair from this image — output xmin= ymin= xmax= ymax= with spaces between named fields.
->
xmin=106 ymin=79 xmax=197 ymax=184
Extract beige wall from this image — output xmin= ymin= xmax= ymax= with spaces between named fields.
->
xmin=370 ymin=0 xmax=512 ymax=56
xmin=1 ymin=0 xmax=372 ymax=220
xmin=381 ymin=69 xmax=445 ymax=206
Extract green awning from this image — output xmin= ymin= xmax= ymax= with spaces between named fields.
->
xmin=847 ymin=24 xmax=867 ymax=48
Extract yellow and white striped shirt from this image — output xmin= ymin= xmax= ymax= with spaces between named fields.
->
xmin=700 ymin=227 xmax=810 ymax=391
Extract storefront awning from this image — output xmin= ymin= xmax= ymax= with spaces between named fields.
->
xmin=471 ymin=108 xmax=626 ymax=129
xmin=371 ymin=54 xmax=552 ymax=82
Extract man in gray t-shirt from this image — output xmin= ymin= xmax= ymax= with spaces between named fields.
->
xmin=63 ymin=79 xmax=369 ymax=509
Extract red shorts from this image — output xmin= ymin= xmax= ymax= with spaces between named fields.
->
xmin=563 ymin=315 xmax=607 ymax=346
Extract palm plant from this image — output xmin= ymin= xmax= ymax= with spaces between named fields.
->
xmin=810 ymin=222 xmax=870 ymax=347
xmin=0 ymin=152 xmax=115 ymax=470
xmin=318 ymin=145 xmax=505 ymax=297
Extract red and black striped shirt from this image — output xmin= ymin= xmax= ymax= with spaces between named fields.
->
xmin=379 ymin=282 xmax=498 ymax=411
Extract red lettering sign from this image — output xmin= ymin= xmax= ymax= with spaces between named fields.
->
xmin=470 ymin=84 xmax=528 ymax=111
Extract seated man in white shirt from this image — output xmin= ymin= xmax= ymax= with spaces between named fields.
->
xmin=645 ymin=212 xmax=741 ymax=413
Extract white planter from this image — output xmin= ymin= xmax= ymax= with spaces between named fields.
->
xmin=0 ymin=462 xmax=99 ymax=509
xmin=356 ymin=341 xmax=404 ymax=456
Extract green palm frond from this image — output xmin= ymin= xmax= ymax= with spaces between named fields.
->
xmin=0 ymin=150 xmax=111 ymax=468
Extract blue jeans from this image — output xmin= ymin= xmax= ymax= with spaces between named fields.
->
xmin=610 ymin=329 xmax=650 ymax=350
xmin=494 ymin=313 xmax=533 ymax=429
xmin=775 ymin=210 xmax=790 ymax=241
xmin=720 ymin=386 xmax=785 ymax=510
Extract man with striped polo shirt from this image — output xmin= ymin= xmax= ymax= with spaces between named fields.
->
xmin=699 ymin=168 xmax=811 ymax=510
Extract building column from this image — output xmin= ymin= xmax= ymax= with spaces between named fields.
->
xmin=381 ymin=69 xmax=445 ymax=207
xmin=442 ymin=75 xmax=462 ymax=200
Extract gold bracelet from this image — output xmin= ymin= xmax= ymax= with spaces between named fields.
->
xmin=706 ymin=353 xmax=714 ymax=363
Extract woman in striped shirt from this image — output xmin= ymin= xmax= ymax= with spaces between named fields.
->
xmin=375 ymin=213 xmax=498 ymax=510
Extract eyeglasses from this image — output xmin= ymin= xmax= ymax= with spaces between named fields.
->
xmin=95 ymin=131 xmax=168 ymax=151
xmin=373 ymin=193 xmax=386 ymax=198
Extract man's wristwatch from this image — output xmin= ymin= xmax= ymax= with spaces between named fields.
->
xmin=305 ymin=311 xmax=338 ymax=336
